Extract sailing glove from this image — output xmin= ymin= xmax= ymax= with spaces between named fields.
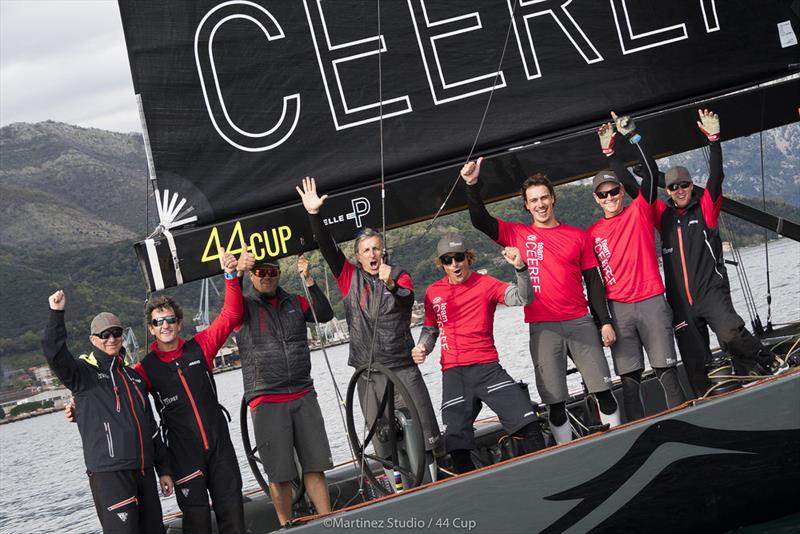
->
xmin=614 ymin=115 xmax=641 ymax=144
xmin=598 ymin=125 xmax=617 ymax=156
xmin=697 ymin=113 xmax=720 ymax=142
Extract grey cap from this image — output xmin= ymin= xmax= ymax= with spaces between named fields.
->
xmin=592 ymin=171 xmax=621 ymax=192
xmin=665 ymin=166 xmax=692 ymax=188
xmin=252 ymin=260 xmax=280 ymax=269
xmin=90 ymin=312 xmax=122 ymax=335
xmin=437 ymin=234 xmax=467 ymax=256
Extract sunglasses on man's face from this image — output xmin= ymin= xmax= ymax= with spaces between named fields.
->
xmin=252 ymin=266 xmax=280 ymax=278
xmin=150 ymin=316 xmax=178 ymax=327
xmin=668 ymin=181 xmax=692 ymax=192
xmin=440 ymin=252 xmax=466 ymax=265
xmin=95 ymin=328 xmax=124 ymax=340
xmin=595 ymin=186 xmax=622 ymax=200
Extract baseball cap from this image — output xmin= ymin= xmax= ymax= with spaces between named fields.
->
xmin=90 ymin=312 xmax=122 ymax=335
xmin=592 ymin=171 xmax=621 ymax=192
xmin=665 ymin=166 xmax=692 ymax=188
xmin=437 ymin=234 xmax=467 ymax=256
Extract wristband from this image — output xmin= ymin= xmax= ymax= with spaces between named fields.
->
xmin=515 ymin=265 xmax=528 ymax=273
xmin=223 ymin=271 xmax=237 ymax=280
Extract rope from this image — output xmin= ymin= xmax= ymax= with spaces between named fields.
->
xmin=297 ymin=273 xmax=360 ymax=473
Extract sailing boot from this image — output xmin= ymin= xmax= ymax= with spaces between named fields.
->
xmin=548 ymin=419 xmax=573 ymax=445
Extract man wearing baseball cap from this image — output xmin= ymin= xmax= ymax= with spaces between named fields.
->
xmin=42 ymin=291 xmax=172 ymax=533
xmin=412 ymin=234 xmax=544 ymax=474
xmin=591 ymin=114 xmax=686 ymax=422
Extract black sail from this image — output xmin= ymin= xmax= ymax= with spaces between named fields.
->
xmin=117 ymin=0 xmax=800 ymax=290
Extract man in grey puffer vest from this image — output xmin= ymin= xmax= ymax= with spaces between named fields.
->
xmin=236 ymin=253 xmax=334 ymax=527
xmin=297 ymin=177 xmax=443 ymax=473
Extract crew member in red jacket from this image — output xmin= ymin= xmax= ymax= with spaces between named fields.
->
xmin=134 ymin=249 xmax=245 ymax=534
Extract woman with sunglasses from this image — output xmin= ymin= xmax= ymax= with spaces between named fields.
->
xmin=297 ymin=177 xmax=443 ymax=474
xmin=590 ymin=113 xmax=686 ymax=422
xmin=636 ymin=109 xmax=782 ymax=395
xmin=42 ymin=290 xmax=173 ymax=533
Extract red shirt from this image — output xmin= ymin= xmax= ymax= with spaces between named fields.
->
xmin=134 ymin=277 xmax=244 ymax=390
xmin=336 ymin=260 xmax=413 ymax=297
xmin=496 ymin=220 xmax=596 ymax=323
xmin=587 ymin=195 xmax=665 ymax=303
xmin=423 ymin=272 xmax=508 ymax=371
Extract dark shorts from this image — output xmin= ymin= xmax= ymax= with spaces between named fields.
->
xmin=251 ymin=391 xmax=333 ymax=483
xmin=356 ymin=364 xmax=442 ymax=456
xmin=441 ymin=362 xmax=537 ymax=452
xmin=609 ymin=294 xmax=678 ymax=375
xmin=529 ymin=314 xmax=613 ymax=404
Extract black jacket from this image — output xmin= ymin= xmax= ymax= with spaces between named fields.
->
xmin=237 ymin=285 xmax=333 ymax=402
xmin=41 ymin=310 xmax=170 ymax=475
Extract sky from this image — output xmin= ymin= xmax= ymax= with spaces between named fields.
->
xmin=0 ymin=0 xmax=141 ymax=133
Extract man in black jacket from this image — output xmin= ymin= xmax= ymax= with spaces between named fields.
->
xmin=647 ymin=110 xmax=783 ymax=395
xmin=43 ymin=290 xmax=172 ymax=534
xmin=236 ymin=253 xmax=335 ymax=526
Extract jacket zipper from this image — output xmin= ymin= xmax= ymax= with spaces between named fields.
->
xmin=271 ymin=297 xmax=294 ymax=393
xmin=676 ymin=225 xmax=693 ymax=306
xmin=116 ymin=365 xmax=145 ymax=474
xmin=178 ymin=368 xmax=210 ymax=451
xmin=103 ymin=422 xmax=115 ymax=458
xmin=702 ymin=230 xmax=724 ymax=279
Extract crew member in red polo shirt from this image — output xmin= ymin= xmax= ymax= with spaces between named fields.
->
xmin=588 ymin=113 xmax=686 ymax=421
xmin=412 ymin=234 xmax=543 ymax=474
xmin=462 ymin=161 xmax=620 ymax=445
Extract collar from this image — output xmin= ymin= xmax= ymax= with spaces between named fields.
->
xmin=149 ymin=337 xmax=186 ymax=362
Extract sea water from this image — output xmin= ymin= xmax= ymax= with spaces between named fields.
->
xmin=1 ymin=239 xmax=797 ymax=533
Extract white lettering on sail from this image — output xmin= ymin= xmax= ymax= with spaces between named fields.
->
xmin=700 ymin=0 xmax=720 ymax=33
xmin=610 ymin=0 xmax=688 ymax=55
xmin=302 ymin=0 xmax=412 ymax=131
xmin=509 ymin=0 xmax=604 ymax=81
xmin=407 ymin=1 xmax=507 ymax=104
xmin=195 ymin=1 xmax=300 ymax=152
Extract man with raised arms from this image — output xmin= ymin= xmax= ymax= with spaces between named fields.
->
xmin=134 ymin=250 xmax=246 ymax=533
xmin=297 ymin=177 xmax=442 ymax=474
xmin=43 ymin=291 xmax=173 ymax=534
xmin=235 ymin=253 xmax=334 ymax=527
xmin=461 ymin=162 xmax=620 ymax=444
xmin=623 ymin=110 xmax=783 ymax=396
xmin=589 ymin=113 xmax=686 ymax=421
xmin=412 ymin=235 xmax=544 ymax=474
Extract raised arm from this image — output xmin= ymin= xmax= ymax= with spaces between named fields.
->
xmin=461 ymin=158 xmax=500 ymax=241
xmin=41 ymin=290 xmax=87 ymax=392
xmin=298 ymin=254 xmax=334 ymax=323
xmin=602 ymin=113 xmax=659 ymax=204
xmin=698 ymin=109 xmax=723 ymax=201
xmin=500 ymin=247 xmax=534 ymax=306
xmin=297 ymin=176 xmax=348 ymax=277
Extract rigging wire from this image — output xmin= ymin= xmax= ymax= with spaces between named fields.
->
xmin=758 ymin=87 xmax=773 ymax=332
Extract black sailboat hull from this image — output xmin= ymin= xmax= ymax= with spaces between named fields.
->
xmin=288 ymin=370 xmax=800 ymax=534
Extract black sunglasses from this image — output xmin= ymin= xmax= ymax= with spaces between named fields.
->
xmin=668 ymin=181 xmax=692 ymax=192
xmin=595 ymin=186 xmax=622 ymax=199
xmin=252 ymin=266 xmax=280 ymax=278
xmin=440 ymin=252 xmax=466 ymax=265
xmin=95 ymin=328 xmax=124 ymax=340
xmin=150 ymin=316 xmax=178 ymax=327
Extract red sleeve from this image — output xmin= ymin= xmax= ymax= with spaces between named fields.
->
xmin=132 ymin=362 xmax=153 ymax=392
xmin=652 ymin=199 xmax=668 ymax=231
xmin=297 ymin=295 xmax=310 ymax=313
xmin=699 ymin=188 xmax=723 ymax=229
xmin=579 ymin=230 xmax=598 ymax=270
xmin=194 ymin=277 xmax=244 ymax=369
xmin=335 ymin=260 xmax=355 ymax=297
xmin=396 ymin=272 xmax=414 ymax=290
xmin=423 ymin=290 xmax=436 ymax=327
xmin=495 ymin=219 xmax=514 ymax=246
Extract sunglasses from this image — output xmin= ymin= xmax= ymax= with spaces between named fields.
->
xmin=150 ymin=316 xmax=178 ymax=327
xmin=95 ymin=328 xmax=124 ymax=340
xmin=668 ymin=181 xmax=692 ymax=192
xmin=252 ymin=266 xmax=280 ymax=278
xmin=595 ymin=186 xmax=622 ymax=199
xmin=440 ymin=252 xmax=466 ymax=265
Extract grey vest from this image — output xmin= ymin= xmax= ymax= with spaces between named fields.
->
xmin=344 ymin=266 xmax=414 ymax=368
xmin=237 ymin=288 xmax=314 ymax=402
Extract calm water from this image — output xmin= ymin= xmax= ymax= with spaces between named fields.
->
xmin=1 ymin=239 xmax=797 ymax=534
